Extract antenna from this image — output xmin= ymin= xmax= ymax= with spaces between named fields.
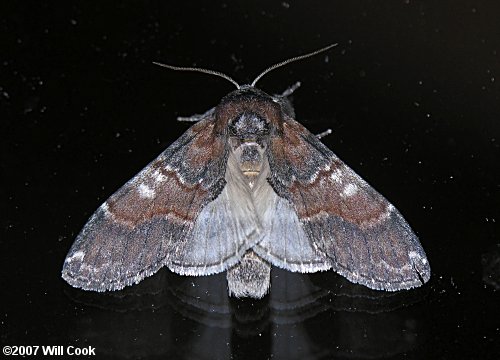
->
xmin=152 ymin=62 xmax=241 ymax=89
xmin=250 ymin=43 xmax=338 ymax=87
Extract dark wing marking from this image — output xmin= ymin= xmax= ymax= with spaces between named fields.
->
xmin=62 ymin=115 xmax=253 ymax=291
xmin=266 ymin=117 xmax=431 ymax=291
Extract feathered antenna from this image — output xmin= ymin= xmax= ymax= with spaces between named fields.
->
xmin=152 ymin=62 xmax=241 ymax=89
xmin=250 ymin=43 xmax=338 ymax=87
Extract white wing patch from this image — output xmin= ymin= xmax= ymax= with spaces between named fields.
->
xmin=138 ymin=183 xmax=155 ymax=198
xmin=341 ymin=183 xmax=358 ymax=198
xmin=152 ymin=169 xmax=168 ymax=183
xmin=64 ymin=250 xmax=85 ymax=264
xmin=330 ymin=168 xmax=343 ymax=183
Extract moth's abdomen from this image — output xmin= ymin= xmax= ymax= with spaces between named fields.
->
xmin=226 ymin=251 xmax=271 ymax=298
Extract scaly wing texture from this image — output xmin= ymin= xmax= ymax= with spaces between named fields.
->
xmin=170 ymin=151 xmax=263 ymax=275
xmin=62 ymin=116 xmax=258 ymax=291
xmin=252 ymin=160 xmax=332 ymax=273
xmin=266 ymin=117 xmax=431 ymax=291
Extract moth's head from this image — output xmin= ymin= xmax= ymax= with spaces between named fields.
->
xmin=216 ymin=86 xmax=281 ymax=144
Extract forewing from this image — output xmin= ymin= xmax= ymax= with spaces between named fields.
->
xmin=266 ymin=117 xmax=431 ymax=291
xmin=62 ymin=116 xmax=255 ymax=291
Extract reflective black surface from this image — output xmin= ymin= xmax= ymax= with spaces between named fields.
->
xmin=2 ymin=1 xmax=499 ymax=359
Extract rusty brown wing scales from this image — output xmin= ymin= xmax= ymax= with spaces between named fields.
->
xmin=62 ymin=116 xmax=237 ymax=291
xmin=267 ymin=117 xmax=431 ymax=291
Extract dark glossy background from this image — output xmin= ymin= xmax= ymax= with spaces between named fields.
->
xmin=2 ymin=1 xmax=499 ymax=359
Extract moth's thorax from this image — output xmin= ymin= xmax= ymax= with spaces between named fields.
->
xmin=232 ymin=141 xmax=266 ymax=188
xmin=228 ymin=111 xmax=268 ymax=188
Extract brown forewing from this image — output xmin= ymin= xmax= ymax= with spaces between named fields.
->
xmin=106 ymin=120 xmax=226 ymax=227
xmin=62 ymin=116 xmax=229 ymax=291
xmin=267 ymin=117 xmax=431 ymax=290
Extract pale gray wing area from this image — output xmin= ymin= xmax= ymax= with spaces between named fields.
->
xmin=168 ymin=152 xmax=263 ymax=276
xmin=252 ymin=160 xmax=333 ymax=273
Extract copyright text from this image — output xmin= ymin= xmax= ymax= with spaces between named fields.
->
xmin=3 ymin=345 xmax=96 ymax=356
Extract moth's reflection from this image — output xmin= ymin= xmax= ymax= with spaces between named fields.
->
xmin=64 ymin=268 xmax=428 ymax=359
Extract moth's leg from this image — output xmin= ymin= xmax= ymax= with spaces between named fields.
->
xmin=177 ymin=107 xmax=215 ymax=122
xmin=315 ymin=129 xmax=332 ymax=139
xmin=275 ymin=79 xmax=330 ymax=140
xmin=279 ymin=81 xmax=301 ymax=98
xmin=272 ymin=82 xmax=301 ymax=119
xmin=226 ymin=251 xmax=271 ymax=299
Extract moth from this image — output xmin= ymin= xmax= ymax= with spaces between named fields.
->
xmin=62 ymin=44 xmax=430 ymax=298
